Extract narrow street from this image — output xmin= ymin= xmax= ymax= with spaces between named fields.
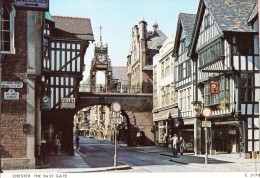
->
xmin=76 ymin=136 xmax=212 ymax=172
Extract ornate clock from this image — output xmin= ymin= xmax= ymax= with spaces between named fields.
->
xmin=96 ymin=53 xmax=107 ymax=63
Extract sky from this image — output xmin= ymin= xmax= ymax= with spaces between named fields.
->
xmin=49 ymin=0 xmax=200 ymax=83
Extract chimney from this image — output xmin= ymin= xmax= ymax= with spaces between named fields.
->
xmin=139 ymin=20 xmax=147 ymax=40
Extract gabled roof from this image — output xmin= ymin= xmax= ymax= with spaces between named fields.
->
xmin=189 ymin=0 xmax=256 ymax=57
xmin=52 ymin=16 xmax=94 ymax=41
xmin=205 ymin=0 xmax=256 ymax=32
xmin=173 ymin=13 xmax=196 ymax=57
xmin=180 ymin=13 xmax=197 ymax=44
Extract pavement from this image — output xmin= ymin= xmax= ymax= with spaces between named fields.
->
xmin=2 ymin=139 xmax=260 ymax=173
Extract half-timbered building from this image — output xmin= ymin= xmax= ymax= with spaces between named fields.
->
xmin=173 ymin=13 xmax=197 ymax=153
xmin=42 ymin=15 xmax=94 ymax=155
xmin=189 ymin=0 xmax=258 ymax=156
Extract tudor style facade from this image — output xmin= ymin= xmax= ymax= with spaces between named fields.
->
xmin=189 ymin=0 xmax=259 ymax=156
xmin=41 ymin=15 xmax=94 ymax=155
xmin=173 ymin=13 xmax=197 ymax=153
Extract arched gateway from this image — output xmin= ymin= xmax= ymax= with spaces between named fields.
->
xmin=43 ymin=92 xmax=153 ymax=155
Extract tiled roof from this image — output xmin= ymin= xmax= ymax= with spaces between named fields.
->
xmin=247 ymin=3 xmax=257 ymax=24
xmin=179 ymin=13 xmax=196 ymax=45
xmin=205 ymin=0 xmax=256 ymax=32
xmin=52 ymin=16 xmax=94 ymax=41
xmin=147 ymin=30 xmax=167 ymax=50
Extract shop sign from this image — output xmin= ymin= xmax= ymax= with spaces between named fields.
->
xmin=60 ymin=97 xmax=75 ymax=109
xmin=202 ymin=121 xmax=211 ymax=127
xmin=14 ymin=0 xmax=49 ymax=11
xmin=1 ymin=81 xmax=23 ymax=88
xmin=41 ymin=95 xmax=51 ymax=110
xmin=210 ymin=81 xmax=219 ymax=94
xmin=4 ymin=89 xmax=19 ymax=100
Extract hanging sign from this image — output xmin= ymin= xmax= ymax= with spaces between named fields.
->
xmin=14 ymin=0 xmax=49 ymax=11
xmin=60 ymin=97 xmax=75 ymax=109
xmin=41 ymin=95 xmax=51 ymax=110
xmin=210 ymin=81 xmax=219 ymax=94
xmin=4 ymin=89 xmax=19 ymax=100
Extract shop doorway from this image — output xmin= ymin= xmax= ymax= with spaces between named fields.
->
xmin=214 ymin=128 xmax=239 ymax=153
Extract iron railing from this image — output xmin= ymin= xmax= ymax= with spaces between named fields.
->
xmin=79 ymin=84 xmax=147 ymax=94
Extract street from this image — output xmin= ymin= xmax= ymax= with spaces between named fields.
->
xmin=76 ymin=136 xmax=214 ymax=172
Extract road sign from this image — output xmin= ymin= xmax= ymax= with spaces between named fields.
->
xmin=111 ymin=117 xmax=122 ymax=125
xmin=14 ymin=0 xmax=49 ymax=11
xmin=1 ymin=81 xmax=23 ymax=88
xmin=202 ymin=107 xmax=212 ymax=118
xmin=60 ymin=97 xmax=75 ymax=109
xmin=111 ymin=101 xmax=122 ymax=113
xmin=4 ymin=89 xmax=19 ymax=100
xmin=202 ymin=121 xmax=212 ymax=127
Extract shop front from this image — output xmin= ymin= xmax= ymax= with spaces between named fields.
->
xmin=153 ymin=107 xmax=178 ymax=147
xmin=202 ymin=120 xmax=242 ymax=154
xmin=174 ymin=118 xmax=195 ymax=153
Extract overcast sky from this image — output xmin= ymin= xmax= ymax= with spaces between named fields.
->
xmin=49 ymin=0 xmax=199 ymax=83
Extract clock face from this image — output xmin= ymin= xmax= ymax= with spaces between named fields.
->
xmin=96 ymin=53 xmax=107 ymax=63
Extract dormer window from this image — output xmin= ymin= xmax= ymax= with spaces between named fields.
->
xmin=1 ymin=7 xmax=15 ymax=54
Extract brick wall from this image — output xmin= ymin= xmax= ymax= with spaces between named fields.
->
xmin=1 ymin=10 xmax=27 ymax=158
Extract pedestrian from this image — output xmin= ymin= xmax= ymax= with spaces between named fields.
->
xmin=170 ymin=134 xmax=178 ymax=156
xmin=179 ymin=137 xmax=185 ymax=155
xmin=53 ymin=135 xmax=61 ymax=155
xmin=75 ymin=135 xmax=80 ymax=150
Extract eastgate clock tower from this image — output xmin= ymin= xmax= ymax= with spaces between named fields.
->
xmin=90 ymin=26 xmax=112 ymax=92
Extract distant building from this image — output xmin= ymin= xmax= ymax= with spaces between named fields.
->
xmin=127 ymin=21 xmax=167 ymax=93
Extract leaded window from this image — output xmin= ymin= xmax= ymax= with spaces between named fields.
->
xmin=198 ymin=40 xmax=222 ymax=67
xmin=204 ymin=76 xmax=230 ymax=105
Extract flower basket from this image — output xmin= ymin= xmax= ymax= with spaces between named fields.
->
xmin=218 ymin=99 xmax=229 ymax=110
xmin=194 ymin=104 xmax=202 ymax=116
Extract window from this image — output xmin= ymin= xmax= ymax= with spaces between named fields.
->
xmin=240 ymin=73 xmax=254 ymax=102
xmin=204 ymin=14 xmax=210 ymax=29
xmin=187 ymin=60 xmax=191 ymax=77
xmin=204 ymin=77 xmax=230 ymax=105
xmin=233 ymin=35 xmax=254 ymax=55
xmin=165 ymin=58 xmax=170 ymax=77
xmin=198 ymin=41 xmax=222 ymax=66
xmin=178 ymin=63 xmax=183 ymax=80
xmin=161 ymin=61 xmax=164 ymax=79
xmin=179 ymin=38 xmax=186 ymax=54
xmin=1 ymin=7 xmax=15 ymax=53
